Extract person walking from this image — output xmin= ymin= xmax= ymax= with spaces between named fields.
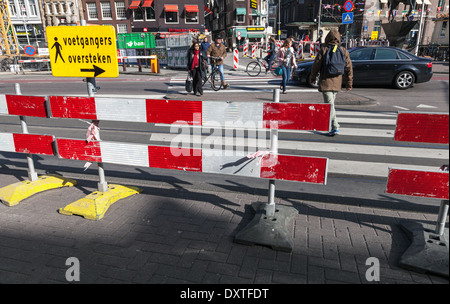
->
xmin=310 ymin=29 xmax=353 ymax=136
xmin=264 ymin=36 xmax=277 ymax=73
xmin=200 ymin=37 xmax=210 ymax=73
xmin=187 ymin=42 xmax=205 ymax=96
xmin=276 ymin=39 xmax=297 ymax=94
xmin=206 ymin=35 xmax=229 ymax=89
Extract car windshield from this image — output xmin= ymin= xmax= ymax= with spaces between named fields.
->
xmin=349 ymin=48 xmax=373 ymax=61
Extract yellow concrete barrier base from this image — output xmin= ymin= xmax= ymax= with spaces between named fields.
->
xmin=0 ymin=175 xmax=77 ymax=207
xmin=59 ymin=184 xmax=142 ymax=220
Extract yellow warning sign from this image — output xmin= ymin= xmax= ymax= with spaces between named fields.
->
xmin=46 ymin=26 xmax=118 ymax=78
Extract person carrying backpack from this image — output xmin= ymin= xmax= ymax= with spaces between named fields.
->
xmin=310 ymin=29 xmax=353 ymax=136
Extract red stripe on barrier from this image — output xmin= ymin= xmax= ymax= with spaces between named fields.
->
xmin=261 ymin=155 xmax=328 ymax=184
xmin=49 ymin=96 xmax=97 ymax=120
xmin=146 ymin=99 xmax=202 ymax=125
xmin=148 ymin=146 xmax=202 ymax=171
xmin=56 ymin=139 xmax=102 ymax=162
xmin=263 ymin=103 xmax=330 ymax=131
xmin=12 ymin=134 xmax=54 ymax=155
xmin=386 ymin=169 xmax=449 ymax=200
xmin=5 ymin=95 xmax=47 ymax=117
xmin=394 ymin=113 xmax=449 ymax=144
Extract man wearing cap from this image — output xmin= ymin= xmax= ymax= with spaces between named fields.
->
xmin=206 ymin=35 xmax=229 ymax=89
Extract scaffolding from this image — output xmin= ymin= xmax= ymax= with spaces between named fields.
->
xmin=0 ymin=0 xmax=19 ymax=56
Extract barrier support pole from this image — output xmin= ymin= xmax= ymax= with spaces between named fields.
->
xmin=435 ymin=200 xmax=449 ymax=236
xmin=266 ymin=88 xmax=280 ymax=217
xmin=234 ymin=88 xmax=297 ymax=252
xmin=15 ymin=83 xmax=38 ymax=182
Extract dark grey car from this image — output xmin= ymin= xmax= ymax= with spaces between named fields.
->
xmin=293 ymin=46 xmax=434 ymax=90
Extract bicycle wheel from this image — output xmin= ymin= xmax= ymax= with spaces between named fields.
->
xmin=246 ymin=61 xmax=261 ymax=77
xmin=210 ymin=70 xmax=222 ymax=91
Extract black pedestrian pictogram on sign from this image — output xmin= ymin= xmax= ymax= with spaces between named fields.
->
xmin=51 ymin=37 xmax=65 ymax=63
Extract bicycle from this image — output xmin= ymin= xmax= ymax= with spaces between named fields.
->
xmin=202 ymin=56 xmax=223 ymax=91
xmin=246 ymin=57 xmax=280 ymax=77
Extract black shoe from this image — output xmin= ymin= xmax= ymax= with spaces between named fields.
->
xmin=327 ymin=129 xmax=339 ymax=136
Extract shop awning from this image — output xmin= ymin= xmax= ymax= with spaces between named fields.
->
xmin=185 ymin=5 xmax=199 ymax=12
xmin=236 ymin=8 xmax=246 ymax=15
xmin=142 ymin=0 xmax=153 ymax=7
xmin=418 ymin=0 xmax=432 ymax=5
xmin=165 ymin=5 xmax=178 ymax=12
xmin=129 ymin=0 xmax=141 ymax=9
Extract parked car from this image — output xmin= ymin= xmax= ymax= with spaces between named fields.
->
xmin=293 ymin=46 xmax=433 ymax=90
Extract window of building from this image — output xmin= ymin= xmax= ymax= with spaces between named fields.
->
xmin=87 ymin=2 xmax=98 ymax=20
xmin=117 ymin=23 xmax=128 ymax=33
xmin=185 ymin=5 xmax=198 ymax=24
xmin=134 ymin=8 xmax=144 ymax=21
xmin=18 ymin=0 xmax=27 ymax=16
xmin=440 ymin=21 xmax=448 ymax=38
xmin=143 ymin=0 xmax=155 ymax=20
xmin=8 ymin=0 xmax=17 ymax=16
xmin=101 ymin=2 xmax=112 ymax=19
xmin=165 ymin=5 xmax=178 ymax=23
xmin=29 ymin=0 xmax=38 ymax=16
xmin=115 ymin=2 xmax=126 ymax=19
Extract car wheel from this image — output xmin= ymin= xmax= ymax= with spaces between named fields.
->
xmin=307 ymin=73 xmax=319 ymax=88
xmin=393 ymin=71 xmax=415 ymax=90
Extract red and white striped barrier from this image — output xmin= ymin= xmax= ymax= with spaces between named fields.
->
xmin=1 ymin=94 xmax=333 ymax=185
xmin=18 ymin=59 xmax=51 ymax=63
xmin=233 ymin=49 xmax=239 ymax=70
xmin=386 ymin=112 xmax=449 ymax=199
xmin=385 ymin=111 xmax=449 ymax=277
xmin=243 ymin=43 xmax=248 ymax=57
xmin=55 ymin=139 xmax=328 ymax=184
xmin=251 ymin=44 xmax=257 ymax=58
xmin=46 ymin=96 xmax=332 ymax=131
xmin=297 ymin=43 xmax=304 ymax=59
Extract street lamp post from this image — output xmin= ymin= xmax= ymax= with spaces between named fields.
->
xmin=278 ymin=0 xmax=281 ymax=40
xmin=414 ymin=0 xmax=426 ymax=56
xmin=317 ymin=0 xmax=322 ymax=41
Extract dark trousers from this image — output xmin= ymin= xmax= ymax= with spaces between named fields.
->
xmin=191 ymin=68 xmax=203 ymax=94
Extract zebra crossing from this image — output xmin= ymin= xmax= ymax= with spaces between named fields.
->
xmin=168 ymin=74 xmax=317 ymax=94
xmin=149 ymin=109 xmax=448 ymax=179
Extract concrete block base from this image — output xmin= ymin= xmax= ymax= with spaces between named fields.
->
xmin=234 ymin=202 xmax=297 ymax=252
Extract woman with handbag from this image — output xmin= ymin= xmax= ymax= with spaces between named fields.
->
xmin=276 ymin=39 xmax=297 ymax=94
xmin=187 ymin=42 xmax=205 ymax=96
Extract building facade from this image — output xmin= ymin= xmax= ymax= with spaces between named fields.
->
xmin=79 ymin=0 xmax=205 ymax=34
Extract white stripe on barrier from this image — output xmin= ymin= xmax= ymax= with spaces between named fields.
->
xmin=0 ymin=95 xmax=7 ymax=115
xmin=100 ymin=141 xmax=150 ymax=167
xmin=202 ymin=150 xmax=262 ymax=178
xmin=95 ymin=97 xmax=147 ymax=122
xmin=202 ymin=101 xmax=264 ymax=128
xmin=0 ymin=133 xmax=15 ymax=152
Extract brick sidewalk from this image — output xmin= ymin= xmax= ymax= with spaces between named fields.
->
xmin=0 ymin=169 xmax=447 ymax=285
